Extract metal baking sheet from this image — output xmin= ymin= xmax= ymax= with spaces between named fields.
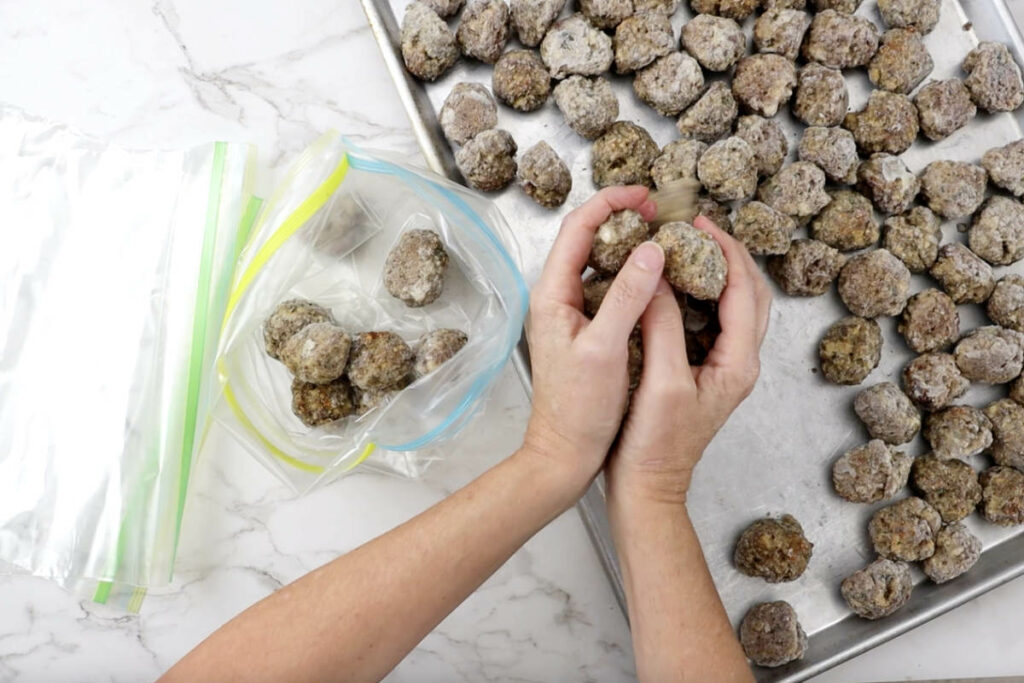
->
xmin=362 ymin=0 xmax=1024 ymax=679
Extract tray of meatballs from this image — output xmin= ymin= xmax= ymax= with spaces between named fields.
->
xmin=366 ymin=0 xmax=1024 ymax=676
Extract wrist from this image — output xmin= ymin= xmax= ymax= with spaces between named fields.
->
xmin=512 ymin=442 xmax=595 ymax=512
xmin=605 ymin=458 xmax=696 ymax=508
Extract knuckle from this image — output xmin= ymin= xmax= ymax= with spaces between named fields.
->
xmin=576 ymin=336 xmax=613 ymax=366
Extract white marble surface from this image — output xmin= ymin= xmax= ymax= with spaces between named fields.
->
xmin=2 ymin=1 xmax=1024 ymax=680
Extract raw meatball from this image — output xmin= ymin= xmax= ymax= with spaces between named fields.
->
xmin=592 ymin=121 xmax=660 ymax=188
xmin=920 ymin=161 xmax=988 ymax=220
xmin=579 ymin=0 xmax=632 ymax=29
xmin=696 ymin=195 xmax=733 ymax=233
xmin=553 ymin=75 xmax=618 ymax=139
xmin=878 ymin=0 xmax=941 ymax=33
xmin=653 ymin=222 xmax=728 ymax=300
xmin=732 ymin=54 xmax=797 ymax=117
xmin=690 ymin=0 xmax=760 ymax=20
xmin=280 ymin=322 xmax=351 ymax=385
xmin=869 ymin=496 xmax=942 ymax=561
xmin=650 ymin=139 xmax=706 ymax=190
xmin=518 ymin=141 xmax=572 ymax=208
xmin=614 ymin=11 xmax=674 ymax=74
xmin=291 ymin=377 xmax=356 ymax=427
xmin=634 ymin=53 xmax=705 ymax=117
xmin=767 ymin=239 xmax=846 ymax=296
xmin=401 ymin=2 xmax=460 ymax=81
xmin=841 ymin=559 xmax=913 ymax=619
xmin=758 ymin=162 xmax=831 ymax=220
xmin=963 ymin=41 xmax=1024 ymax=113
xmin=492 ymin=50 xmax=550 ymax=112
xmin=354 ymin=386 xmax=398 ymax=416
xmin=979 ymin=466 xmax=1024 ymax=525
xmin=264 ymin=299 xmax=334 ymax=360
xmin=798 ymin=127 xmax=858 ymax=184
xmin=739 ymin=602 xmax=808 ymax=668
xmin=682 ymin=14 xmax=746 ymax=72
xmin=1013 ymin=376 xmax=1024 ymax=405
xmin=541 ymin=14 xmax=614 ymax=79
xmin=930 ymin=243 xmax=996 ymax=305
xmin=802 ymin=11 xmax=880 ymax=70
xmin=832 ymin=439 xmax=913 ymax=502
xmin=793 ymin=63 xmax=849 ymax=127
xmin=736 ymin=116 xmax=788 ymax=177
xmin=811 ymin=190 xmax=879 ymax=252
xmin=854 ymin=383 xmax=921 ymax=445
xmin=582 ymin=271 xmax=613 ymax=318
xmin=883 ymin=207 xmax=942 ymax=274
xmin=439 ymin=83 xmax=498 ymax=146
xmin=731 ymin=201 xmax=796 ymax=255
xmin=838 ymin=249 xmax=911 ymax=318
xmin=954 ymin=325 xmax=1024 ymax=384
xmin=985 ymin=398 xmax=1024 ymax=470
xmin=346 ymin=331 xmax=415 ymax=391
xmin=857 ymin=154 xmax=920 ymax=215
xmin=914 ymin=79 xmax=976 ymax=141
xmin=421 ymin=0 xmax=464 ymax=17
xmin=923 ymin=523 xmax=982 ymax=583
xmin=414 ymin=329 xmax=468 ymax=376
xmin=982 ymin=139 xmax=1024 ymax=197
xmin=912 ymin=456 xmax=983 ymax=523
xmin=697 ymin=137 xmax=759 ymax=201
xmin=923 ymin=405 xmax=994 ymax=460
xmin=844 ymin=90 xmax=919 ymax=155
xmin=867 ymin=28 xmax=933 ymax=94
xmin=898 ymin=289 xmax=959 ymax=353
xmin=988 ymin=275 xmax=1024 ymax=333
xmin=969 ymin=196 xmax=1024 ymax=266
xmin=455 ymin=129 xmax=518 ymax=191
xmin=384 ymin=229 xmax=449 ymax=307
xmin=819 ymin=316 xmax=883 ymax=385
xmin=903 ymin=352 xmax=970 ymax=411
xmin=754 ymin=9 xmax=811 ymax=60
xmin=590 ymin=209 xmax=649 ymax=273
xmin=509 ymin=0 xmax=565 ymax=47
xmin=456 ymin=0 xmax=509 ymax=64
xmin=676 ymin=82 xmax=739 ymax=143
xmin=734 ymin=515 xmax=813 ymax=583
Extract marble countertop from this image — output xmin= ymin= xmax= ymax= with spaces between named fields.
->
xmin=2 ymin=1 xmax=1024 ymax=680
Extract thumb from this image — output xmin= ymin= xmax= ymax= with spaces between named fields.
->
xmin=587 ymin=241 xmax=665 ymax=346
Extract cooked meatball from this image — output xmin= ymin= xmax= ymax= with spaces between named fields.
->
xmin=869 ymin=496 xmax=942 ymax=561
xmin=592 ymin=121 xmax=660 ymax=188
xmin=903 ymin=352 xmax=970 ymax=411
xmin=793 ymin=63 xmax=849 ymax=127
xmin=698 ymin=137 xmax=759 ymax=201
xmin=963 ymin=41 xmax=1024 ymax=113
xmin=264 ymin=299 xmax=334 ymax=360
xmin=803 ymin=11 xmax=880 ymax=70
xmin=736 ymin=116 xmax=788 ymax=177
xmin=988 ymin=275 xmax=1024 ymax=333
xmin=541 ymin=14 xmax=614 ymax=79
xmin=898 ymin=289 xmax=959 ymax=353
xmin=768 ymin=239 xmax=846 ymax=296
xmin=732 ymin=54 xmax=797 ymax=117
xmin=914 ymin=79 xmax=976 ymax=141
xmin=509 ymin=0 xmax=565 ymax=47
xmin=579 ymin=0 xmax=632 ymax=29
xmin=354 ymin=386 xmax=398 ymax=416
xmin=811 ymin=190 xmax=879 ymax=252
xmin=857 ymin=154 xmax=920 ymax=215
xmin=878 ymin=0 xmax=941 ymax=33
xmin=954 ymin=325 xmax=1024 ymax=384
xmin=456 ymin=0 xmax=509 ymax=64
xmin=553 ymin=75 xmax=618 ymax=139
xmin=613 ymin=11 xmax=674 ymax=74
xmin=811 ymin=0 xmax=861 ymax=10
xmin=582 ymin=271 xmax=613 ymax=318
xmin=280 ymin=322 xmax=352 ymax=385
xmin=833 ymin=439 xmax=913 ymax=502
xmin=414 ymin=328 xmax=468 ymax=377
xmin=696 ymin=195 xmax=733 ymax=233
xmin=765 ymin=0 xmax=806 ymax=7
xmin=590 ymin=209 xmax=650 ymax=273
xmin=979 ymin=466 xmax=1024 ymax=525
xmin=732 ymin=201 xmax=797 ymax=255
xmin=838 ymin=249 xmax=911 ymax=318
xmin=636 ymin=0 xmax=681 ymax=11
xmin=690 ymin=0 xmax=760 ymax=20
xmin=634 ymin=53 xmax=705 ymax=117
xmin=844 ymin=90 xmax=919 ymax=155
xmin=883 ymin=207 xmax=942 ymax=274
xmin=753 ymin=9 xmax=811 ymax=61
xmin=383 ymin=229 xmax=449 ymax=307
xmin=455 ymin=129 xmax=518 ymax=191
xmin=982 ymin=139 xmax=1024 ymax=197
xmin=985 ymin=398 xmax=1024 ymax=470
xmin=758 ymin=162 xmax=831 ymax=220
xmin=291 ymin=377 xmax=356 ymax=427
xmin=912 ymin=456 xmax=982 ymax=523
xmin=855 ymin=383 xmax=921 ymax=445
xmin=654 ymin=222 xmax=728 ymax=300
xmin=930 ymin=243 xmax=996 ymax=305
xmin=923 ymin=523 xmax=982 ymax=583
xmin=841 ymin=559 xmax=913 ymax=619
xmin=820 ymin=316 xmax=883 ymax=385
xmin=867 ymin=28 xmax=933 ymax=94
xmin=798 ymin=127 xmax=858 ymax=184
xmin=439 ymin=83 xmax=498 ymax=146
xmin=651 ymin=139 xmax=706 ymax=190
xmin=421 ymin=0 xmax=464 ymax=17
xmin=1013 ymin=376 xmax=1024 ymax=405
xmin=923 ymin=405 xmax=994 ymax=460
xmin=401 ymin=2 xmax=460 ymax=81
xmin=682 ymin=14 xmax=746 ymax=72
xmin=969 ymin=196 xmax=1024 ymax=266
xmin=492 ymin=50 xmax=550 ymax=112
xmin=734 ymin=515 xmax=813 ymax=583
xmin=628 ymin=327 xmax=644 ymax=391
xmin=739 ymin=602 xmax=808 ymax=668
xmin=920 ymin=161 xmax=988 ymax=220
xmin=346 ymin=331 xmax=415 ymax=391
xmin=518 ymin=141 xmax=572 ymax=208
xmin=676 ymin=82 xmax=739 ymax=143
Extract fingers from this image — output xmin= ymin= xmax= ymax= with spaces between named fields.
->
xmin=586 ymin=241 xmax=665 ymax=346
xmin=639 ymin=279 xmax=695 ymax=390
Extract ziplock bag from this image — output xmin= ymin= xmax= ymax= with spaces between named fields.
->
xmin=0 ymin=109 xmax=255 ymax=610
xmin=214 ymin=132 xmax=528 ymax=492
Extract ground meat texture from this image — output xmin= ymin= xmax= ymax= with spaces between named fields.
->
xmin=401 ymin=2 xmax=460 ymax=81
xmin=903 ymin=352 xmax=969 ymax=411
xmin=592 ymin=121 xmax=660 ymax=188
xmin=838 ymin=249 xmax=911 ymax=318
xmin=753 ymin=9 xmax=811 ymax=60
xmin=811 ymin=191 xmax=879 ymax=252
xmin=553 ymin=76 xmax=618 ymax=139
xmin=690 ymin=0 xmax=760 ymax=20
xmin=422 ymin=0 xmax=465 ymax=16
xmin=867 ymin=28 xmax=933 ymax=95
xmin=798 ymin=127 xmax=858 ymax=185
xmin=919 ymin=161 xmax=988 ymax=221
xmin=384 ymin=229 xmax=449 ymax=308
xmin=682 ymin=14 xmax=746 ymax=73
xmin=651 ymin=139 xmax=707 ymax=190
xmin=914 ymin=79 xmax=976 ymax=141
xmin=634 ymin=53 xmax=705 ymax=117
xmin=955 ymin=325 xmax=1024 ymax=384
xmin=925 ymin=523 xmax=982 ymax=583
xmin=492 ymin=50 xmax=550 ymax=112
xmin=963 ymin=42 xmax=1024 ymax=113
xmin=291 ymin=377 xmax=356 ymax=427
xmin=439 ymin=83 xmax=498 ymax=146
xmin=931 ymin=243 xmax=996 ymax=305
xmin=844 ymin=90 xmax=919 ymax=155
xmin=970 ymin=196 xmax=1024 ymax=266
xmin=855 ymin=383 xmax=921 ymax=445
xmin=541 ymin=14 xmax=614 ymax=79
xmin=878 ymin=0 xmax=941 ymax=33
xmin=989 ymin=275 xmax=1024 ymax=333
xmin=758 ymin=162 xmax=831 ymax=220
xmin=923 ymin=405 xmax=994 ymax=460
xmin=414 ymin=329 xmax=468 ymax=377
xmin=582 ymin=272 xmax=613 ymax=317
xmin=857 ymin=154 xmax=920 ymax=216
xmin=734 ymin=515 xmax=813 ymax=583
xmin=911 ymin=456 xmax=983 ymax=523
xmin=613 ymin=11 xmax=674 ymax=74
xmin=698 ymin=137 xmax=758 ymax=201
xmin=654 ymin=222 xmax=728 ymax=300
xmin=347 ymin=332 xmax=415 ymax=391
xmin=980 ymin=466 xmax=1024 ymax=525
xmin=579 ymin=0 xmax=632 ymax=29
xmin=793 ymin=64 xmax=848 ymax=127
xmin=768 ymin=239 xmax=846 ymax=296
xmin=820 ymin=316 xmax=883 ymax=385
xmin=264 ymin=299 xmax=334 ymax=360
xmin=509 ymin=0 xmax=565 ymax=47
xmin=1013 ymin=376 xmax=1024 ymax=405
xmin=590 ymin=209 xmax=649 ymax=273
xmin=883 ymin=207 xmax=941 ymax=274
xmin=518 ymin=141 xmax=572 ymax=208
xmin=354 ymin=386 xmax=398 ymax=416
xmin=280 ymin=322 xmax=352 ymax=385
xmin=833 ymin=439 xmax=913 ymax=502
xmin=735 ymin=116 xmax=787 ymax=177
xmin=982 ymin=139 xmax=1024 ymax=197
xmin=765 ymin=0 xmax=806 ymax=8
xmin=986 ymin=398 xmax=1024 ymax=470
xmin=842 ymin=559 xmax=913 ymax=619
xmin=732 ymin=202 xmax=797 ymax=255
xmin=732 ymin=55 xmax=797 ymax=117
xmin=898 ymin=289 xmax=959 ymax=353
xmin=456 ymin=0 xmax=509 ymax=64
xmin=870 ymin=496 xmax=942 ymax=561
xmin=803 ymin=11 xmax=880 ymax=70
xmin=696 ymin=195 xmax=733 ymax=233
xmin=455 ymin=129 xmax=518 ymax=191
xmin=635 ymin=0 xmax=681 ymax=11
xmin=739 ymin=602 xmax=808 ymax=668
xmin=628 ymin=328 xmax=644 ymax=391
xmin=676 ymin=82 xmax=739 ymax=143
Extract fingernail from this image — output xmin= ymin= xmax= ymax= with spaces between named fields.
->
xmin=632 ymin=241 xmax=664 ymax=272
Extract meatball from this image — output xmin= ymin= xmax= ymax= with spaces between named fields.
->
xmin=732 ymin=54 xmax=797 ymax=117
xmin=969 ymin=196 xmax=1024 ymax=266
xmin=833 ymin=439 xmax=913 ymax=502
xmin=753 ymin=9 xmax=811 ymax=61
xmin=758 ymin=162 xmax=831 ymax=220
xmin=264 ymin=299 xmax=334 ymax=360
xmin=682 ymin=14 xmax=746 ymax=72
xmin=579 ymin=0 xmax=632 ymax=29
xmin=590 ymin=209 xmax=649 ymax=273
xmin=930 ymin=243 xmax=996 ymax=305
xmin=955 ymin=325 xmax=1024 ymax=384
xmin=734 ymin=515 xmax=813 ymax=583
xmin=698 ymin=137 xmax=759 ymax=202
xmin=509 ymin=0 xmax=565 ymax=47
xmin=803 ymin=11 xmax=880 ymax=70
xmin=553 ymin=75 xmax=618 ymax=139
xmin=820 ymin=316 xmax=883 ymax=385
xmin=855 ymin=383 xmax=921 ymax=445
xmin=654 ymin=222 xmax=728 ymax=300
xmin=592 ymin=121 xmax=660 ymax=188
xmin=280 ymin=322 xmax=352 ymax=386
xmin=628 ymin=327 xmax=644 ymax=391
xmin=492 ymin=50 xmax=550 ymax=112
xmin=731 ymin=201 xmax=797 ymax=255
xmin=455 ymin=129 xmax=518 ymax=191
xmin=870 ymin=496 xmax=942 ymax=561
xmin=985 ymin=398 xmax=1024 ymax=471
xmin=903 ymin=352 xmax=970 ymax=411
xmin=690 ymin=0 xmax=760 ymax=20
xmin=401 ymin=2 xmax=460 ymax=81
xmin=634 ymin=53 xmax=705 ymax=117
xmin=696 ymin=195 xmax=733 ymax=233
xmin=347 ymin=332 xmax=414 ymax=391
xmin=765 ymin=0 xmax=806 ymax=7
xmin=914 ymin=79 xmax=977 ymax=141
xmin=291 ymin=377 xmax=356 ymax=427
xmin=518 ymin=141 xmax=572 ymax=208
xmin=582 ymin=271 xmax=613 ymax=318
xmin=739 ymin=602 xmax=808 ymax=668
xmin=923 ymin=523 xmax=982 ymax=583
xmin=541 ymin=14 xmax=614 ymax=79
xmin=963 ymin=41 xmax=1024 ymax=113
xmin=635 ymin=0 xmax=681 ymax=11
xmin=421 ymin=0 xmax=464 ymax=17
xmin=439 ymin=83 xmax=498 ymax=146
xmin=354 ymin=386 xmax=398 ymax=416
xmin=798 ymin=127 xmax=858 ymax=185
xmin=768 ymin=239 xmax=846 ymax=296
xmin=982 ymin=139 xmax=1024 ymax=197
xmin=979 ymin=466 xmax=1024 ymax=525
xmin=838 ymin=249 xmax=911 ymax=318
xmin=736 ymin=116 xmax=788 ymax=177
xmin=613 ymin=11 xmax=674 ymax=74
xmin=898 ymin=289 xmax=959 ymax=353
xmin=988 ymin=275 xmax=1024 ymax=333
xmin=676 ymin=82 xmax=739 ymax=143
xmin=919 ymin=161 xmax=988 ymax=220
xmin=1013 ymin=376 xmax=1024 ymax=405
xmin=811 ymin=190 xmax=879 ymax=252
xmin=867 ymin=28 xmax=934 ymax=94
xmin=841 ymin=559 xmax=913 ymax=620
xmin=857 ymin=154 xmax=920 ymax=215
xmin=844 ymin=90 xmax=919 ymax=155
xmin=878 ymin=0 xmax=941 ymax=33
xmin=383 ymin=229 xmax=449 ymax=307
xmin=923 ymin=405 xmax=994 ymax=460
xmin=650 ymin=139 xmax=706 ymax=190
xmin=883 ymin=207 xmax=942 ymax=274
xmin=456 ymin=0 xmax=509 ymax=64
xmin=793 ymin=63 xmax=849 ymax=127
xmin=911 ymin=456 xmax=983 ymax=523
xmin=414 ymin=328 xmax=468 ymax=377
